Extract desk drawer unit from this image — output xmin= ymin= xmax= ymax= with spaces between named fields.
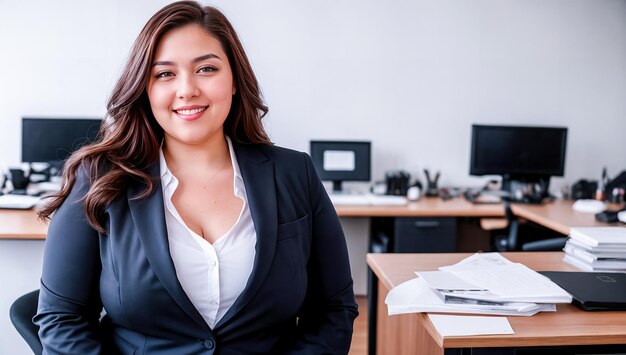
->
xmin=392 ymin=217 xmax=457 ymax=253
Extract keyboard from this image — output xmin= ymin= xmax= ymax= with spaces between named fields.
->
xmin=0 ymin=194 xmax=41 ymax=210
xmin=464 ymin=190 xmax=504 ymax=204
xmin=369 ymin=195 xmax=408 ymax=205
xmin=329 ymin=194 xmax=407 ymax=206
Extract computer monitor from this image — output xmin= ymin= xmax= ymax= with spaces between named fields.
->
xmin=22 ymin=117 xmax=102 ymax=167
xmin=470 ymin=124 xmax=567 ymax=202
xmin=310 ymin=141 xmax=371 ymax=193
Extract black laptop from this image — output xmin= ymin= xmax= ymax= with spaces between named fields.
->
xmin=540 ymin=271 xmax=626 ymax=311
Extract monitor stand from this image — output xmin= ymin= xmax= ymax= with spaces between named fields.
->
xmin=332 ymin=180 xmax=344 ymax=194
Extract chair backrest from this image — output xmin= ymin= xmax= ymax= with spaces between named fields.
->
xmin=9 ymin=289 xmax=42 ymax=355
xmin=503 ymin=202 xmax=520 ymax=251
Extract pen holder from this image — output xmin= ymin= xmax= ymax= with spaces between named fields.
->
xmin=9 ymin=168 xmax=29 ymax=194
xmin=424 ymin=169 xmax=440 ymax=197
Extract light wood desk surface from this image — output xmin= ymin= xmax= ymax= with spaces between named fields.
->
xmin=510 ymin=201 xmax=623 ymax=235
xmin=1 ymin=198 xmax=621 ymax=240
xmin=0 ymin=209 xmax=47 ymax=240
xmin=367 ymin=252 xmax=626 ymax=354
xmin=335 ymin=197 xmax=504 ymax=217
xmin=336 ymin=198 xmax=622 ymax=233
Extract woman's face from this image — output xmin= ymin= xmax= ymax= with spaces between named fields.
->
xmin=147 ymin=24 xmax=235 ymax=147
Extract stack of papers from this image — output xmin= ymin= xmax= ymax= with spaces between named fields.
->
xmin=385 ymin=253 xmax=571 ymax=317
xmin=563 ymin=227 xmax=626 ymax=272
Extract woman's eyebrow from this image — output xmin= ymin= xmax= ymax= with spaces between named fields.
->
xmin=193 ymin=53 xmax=221 ymax=63
xmin=152 ymin=53 xmax=221 ymax=67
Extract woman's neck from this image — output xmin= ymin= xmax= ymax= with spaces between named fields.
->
xmin=162 ymin=134 xmax=231 ymax=175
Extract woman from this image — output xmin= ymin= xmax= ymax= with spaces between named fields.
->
xmin=34 ymin=2 xmax=358 ymax=354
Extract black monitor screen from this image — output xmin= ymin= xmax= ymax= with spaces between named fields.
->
xmin=310 ymin=141 xmax=371 ymax=192
xmin=22 ymin=118 xmax=102 ymax=164
xmin=470 ymin=125 xmax=567 ymax=178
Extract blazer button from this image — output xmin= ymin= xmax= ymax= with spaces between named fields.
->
xmin=203 ymin=339 xmax=215 ymax=350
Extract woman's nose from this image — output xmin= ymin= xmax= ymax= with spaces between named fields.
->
xmin=177 ymin=74 xmax=200 ymax=99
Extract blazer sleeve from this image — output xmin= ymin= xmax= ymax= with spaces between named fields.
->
xmin=283 ymin=153 xmax=359 ymax=354
xmin=33 ymin=167 xmax=104 ymax=355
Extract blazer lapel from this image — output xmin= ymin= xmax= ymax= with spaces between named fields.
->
xmin=127 ymin=163 xmax=211 ymax=333
xmin=215 ymin=143 xmax=277 ymax=329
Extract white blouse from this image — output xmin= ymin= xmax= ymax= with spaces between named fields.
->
xmin=159 ymin=137 xmax=256 ymax=329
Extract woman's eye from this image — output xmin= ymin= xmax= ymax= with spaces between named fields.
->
xmin=155 ymin=71 xmax=174 ymax=79
xmin=198 ymin=66 xmax=217 ymax=73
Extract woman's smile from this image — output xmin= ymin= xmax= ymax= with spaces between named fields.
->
xmin=173 ymin=105 xmax=208 ymax=121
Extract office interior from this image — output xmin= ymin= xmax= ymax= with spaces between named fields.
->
xmin=2 ymin=1 xmax=626 ymax=354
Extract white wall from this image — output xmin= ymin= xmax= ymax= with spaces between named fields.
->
xmin=1 ymin=1 xmax=626 ymax=353
xmin=2 ymin=0 xmax=625 ymax=185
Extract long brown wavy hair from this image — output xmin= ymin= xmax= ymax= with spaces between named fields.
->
xmin=38 ymin=1 xmax=271 ymax=233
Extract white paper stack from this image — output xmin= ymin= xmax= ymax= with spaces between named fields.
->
xmin=563 ymin=227 xmax=626 ymax=272
xmin=385 ymin=253 xmax=571 ymax=317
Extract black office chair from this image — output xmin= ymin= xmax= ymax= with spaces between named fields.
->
xmin=494 ymin=202 xmax=568 ymax=252
xmin=9 ymin=289 xmax=43 ymax=355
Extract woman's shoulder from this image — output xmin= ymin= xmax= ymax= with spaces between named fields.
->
xmin=236 ymin=143 xmax=310 ymax=164
xmin=67 ymin=156 xmax=118 ymax=192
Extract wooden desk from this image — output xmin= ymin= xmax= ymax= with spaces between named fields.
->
xmin=0 ymin=209 xmax=47 ymax=239
xmin=3 ymin=197 xmax=618 ymax=240
xmin=511 ymin=200 xmax=623 ymax=235
xmin=367 ymin=252 xmax=626 ymax=355
xmin=335 ymin=198 xmax=504 ymax=218
xmin=337 ymin=198 xmax=621 ymax=233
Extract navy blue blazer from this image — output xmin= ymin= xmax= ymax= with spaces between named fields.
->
xmin=34 ymin=143 xmax=358 ymax=354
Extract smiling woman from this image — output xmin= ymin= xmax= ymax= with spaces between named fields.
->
xmin=34 ymin=1 xmax=358 ymax=354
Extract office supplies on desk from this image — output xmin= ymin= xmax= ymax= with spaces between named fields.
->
xmin=0 ymin=195 xmax=41 ymax=210
xmin=609 ymin=188 xmax=625 ymax=204
xmin=385 ymin=278 xmax=553 ymax=317
xmin=595 ymin=210 xmax=622 ymax=223
xmin=9 ymin=168 xmax=29 ymax=195
xmin=385 ymin=253 xmax=570 ymax=317
xmin=562 ymin=244 xmax=626 ymax=272
xmin=438 ymin=253 xmax=571 ymax=302
xmin=29 ymin=181 xmax=61 ymax=194
xmin=605 ymin=170 xmax=626 ymax=201
xmin=329 ymin=194 xmax=370 ymax=205
xmin=571 ymin=179 xmax=598 ymax=200
xmin=563 ymin=227 xmax=626 ymax=272
xmin=424 ymin=169 xmax=439 ymax=197
xmin=406 ymin=186 xmax=421 ymax=201
xmin=369 ymin=194 xmax=407 ymax=205
xmin=568 ymin=227 xmax=626 ymax=247
xmin=464 ymin=189 xmax=504 ymax=204
xmin=540 ymin=271 xmax=626 ymax=311
xmin=385 ymin=170 xmax=410 ymax=196
xmin=329 ymin=193 xmax=407 ymax=206
xmin=428 ymin=315 xmax=514 ymax=337
xmin=572 ymin=199 xmax=606 ymax=213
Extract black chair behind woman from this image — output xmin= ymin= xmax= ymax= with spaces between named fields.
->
xmin=9 ymin=289 xmax=42 ymax=355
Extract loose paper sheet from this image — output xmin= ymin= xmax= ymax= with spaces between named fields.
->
xmin=428 ymin=314 xmax=514 ymax=337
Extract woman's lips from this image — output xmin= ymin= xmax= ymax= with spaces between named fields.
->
xmin=173 ymin=106 xmax=208 ymax=121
